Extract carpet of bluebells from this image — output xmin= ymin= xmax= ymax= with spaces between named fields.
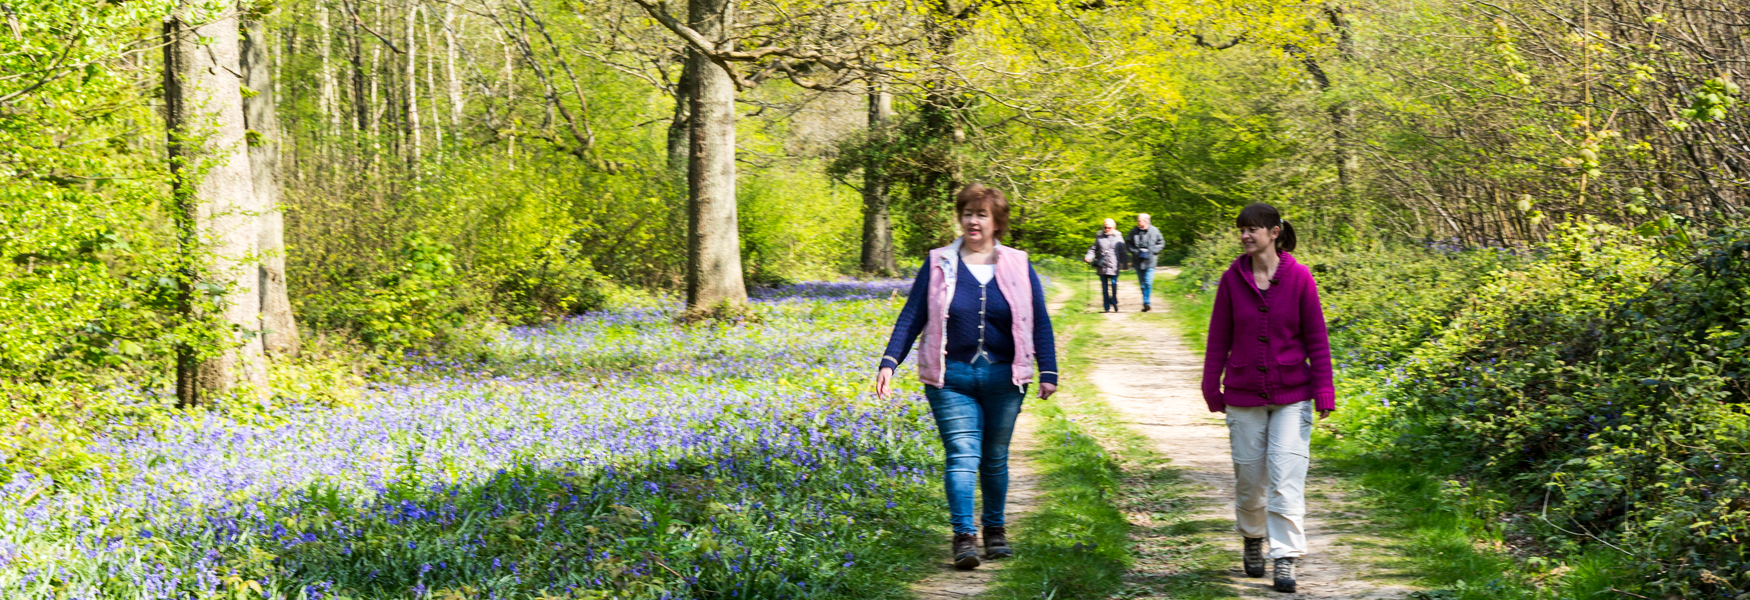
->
xmin=0 ymin=280 xmax=942 ymax=599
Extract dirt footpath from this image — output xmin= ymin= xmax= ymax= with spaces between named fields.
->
xmin=906 ymin=415 xmax=1039 ymax=600
xmin=1089 ymin=271 xmax=1418 ymax=599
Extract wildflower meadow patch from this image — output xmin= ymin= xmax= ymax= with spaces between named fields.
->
xmin=0 ymin=281 xmax=939 ymax=599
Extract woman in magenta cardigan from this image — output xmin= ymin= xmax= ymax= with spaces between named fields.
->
xmin=1200 ymin=203 xmax=1335 ymax=594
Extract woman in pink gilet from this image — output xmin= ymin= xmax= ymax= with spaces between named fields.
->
xmin=1200 ymin=203 xmax=1336 ymax=593
xmin=874 ymin=183 xmax=1059 ymax=570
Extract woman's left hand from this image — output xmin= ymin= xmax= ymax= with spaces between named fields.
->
xmin=1318 ymin=409 xmax=1332 ymax=420
xmin=1038 ymin=382 xmax=1057 ymax=400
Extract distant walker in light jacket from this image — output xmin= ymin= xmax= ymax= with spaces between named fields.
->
xmin=1126 ymin=214 xmax=1167 ymax=312
xmin=876 ymin=183 xmax=1059 ymax=571
xmin=1083 ymin=218 xmax=1128 ymax=312
xmin=1198 ymin=203 xmax=1335 ymax=594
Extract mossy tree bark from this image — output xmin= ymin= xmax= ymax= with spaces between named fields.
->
xmin=165 ymin=0 xmax=269 ymax=405
xmin=667 ymin=58 xmax=695 ymax=176
xmin=242 ymin=16 xmax=301 ymax=359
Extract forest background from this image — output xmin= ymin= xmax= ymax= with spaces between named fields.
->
xmin=1 ymin=0 xmax=1746 ymax=595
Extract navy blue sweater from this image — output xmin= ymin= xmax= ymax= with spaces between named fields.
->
xmin=881 ymin=260 xmax=1058 ymax=385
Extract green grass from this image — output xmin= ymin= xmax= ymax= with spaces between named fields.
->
xmin=1314 ymin=446 xmax=1640 ymax=600
xmin=990 ymin=390 xmax=1133 ymax=598
xmin=1156 ymin=275 xmax=1213 ymax=348
xmin=986 ymin=260 xmax=1133 ymax=599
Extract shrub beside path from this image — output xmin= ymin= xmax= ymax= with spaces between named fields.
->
xmin=1093 ymin=271 xmax=1419 ymax=599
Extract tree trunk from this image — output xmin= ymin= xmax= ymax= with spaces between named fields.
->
xmin=684 ymin=0 xmax=746 ymax=310
xmin=319 ymin=4 xmax=339 ymax=137
xmin=1332 ymin=103 xmax=1357 ymax=200
xmin=1288 ymin=40 xmax=1359 ymax=237
xmin=405 ymin=0 xmax=422 ymax=166
xmin=444 ymin=4 xmax=462 ymax=131
xmin=1326 ymin=7 xmax=1360 ymax=211
xmin=423 ymin=5 xmax=441 ymax=152
xmin=667 ymin=57 xmax=695 ymax=175
xmin=369 ymin=43 xmax=382 ymax=164
xmin=860 ymin=86 xmax=896 ymax=276
xmin=348 ymin=0 xmax=367 ymax=134
xmin=502 ymin=33 xmax=515 ymax=163
xmin=164 ymin=1 xmax=268 ymax=405
xmin=243 ymin=17 xmax=301 ymax=359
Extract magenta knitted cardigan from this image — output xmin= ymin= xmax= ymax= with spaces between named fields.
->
xmin=1200 ymin=252 xmax=1337 ymax=413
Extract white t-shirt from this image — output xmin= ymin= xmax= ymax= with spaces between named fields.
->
xmin=966 ymin=263 xmax=995 ymax=284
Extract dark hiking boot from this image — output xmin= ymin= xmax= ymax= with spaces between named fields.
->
xmin=1272 ymin=557 xmax=1297 ymax=593
xmin=1243 ymin=537 xmax=1266 ymax=578
xmin=1142 ymin=304 xmax=1152 ymax=312
xmin=952 ymin=533 xmax=981 ymax=569
xmin=984 ymin=526 xmax=1013 ymax=559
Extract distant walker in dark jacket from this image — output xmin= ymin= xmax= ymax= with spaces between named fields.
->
xmin=1082 ymin=218 xmax=1128 ymax=312
xmin=1198 ymin=203 xmax=1335 ymax=593
xmin=1125 ymin=214 xmax=1167 ymax=311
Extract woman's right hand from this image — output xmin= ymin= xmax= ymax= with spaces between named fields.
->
xmin=875 ymin=367 xmax=895 ymax=401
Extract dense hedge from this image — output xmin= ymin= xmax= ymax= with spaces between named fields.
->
xmin=1181 ymin=222 xmax=1750 ymax=596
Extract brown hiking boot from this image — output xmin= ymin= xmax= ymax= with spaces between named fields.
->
xmin=1243 ymin=536 xmax=1266 ymax=577
xmin=1273 ymin=557 xmax=1297 ymax=593
xmin=952 ymin=533 xmax=981 ymax=569
xmin=984 ymin=526 xmax=1013 ymax=559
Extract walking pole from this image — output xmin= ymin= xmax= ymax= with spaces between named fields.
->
xmin=1085 ymin=262 xmax=1093 ymax=312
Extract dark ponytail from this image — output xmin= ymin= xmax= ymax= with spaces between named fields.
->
xmin=1236 ymin=203 xmax=1297 ymax=253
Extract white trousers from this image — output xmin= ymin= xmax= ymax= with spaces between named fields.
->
xmin=1226 ymin=400 xmax=1312 ymax=559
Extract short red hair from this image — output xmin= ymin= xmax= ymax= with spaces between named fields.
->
xmin=954 ymin=183 xmax=1010 ymax=240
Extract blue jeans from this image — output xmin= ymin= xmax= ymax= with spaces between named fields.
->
xmin=924 ymin=356 xmax=1026 ymax=535
xmin=1136 ymin=267 xmax=1155 ymax=306
xmin=1099 ymin=275 xmax=1119 ymax=311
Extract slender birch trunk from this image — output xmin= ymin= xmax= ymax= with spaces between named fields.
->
xmin=502 ymin=32 xmax=515 ymax=164
xmin=369 ymin=43 xmax=381 ymax=164
xmin=405 ymin=0 xmax=422 ymax=167
xmin=444 ymin=4 xmax=462 ymax=132
xmin=319 ymin=4 xmax=339 ymax=138
xmin=422 ymin=4 xmax=441 ymax=152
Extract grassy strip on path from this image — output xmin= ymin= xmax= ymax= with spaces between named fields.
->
xmin=1156 ymin=273 xmax=1629 ymax=599
xmin=986 ymin=262 xmax=1236 ymax=600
